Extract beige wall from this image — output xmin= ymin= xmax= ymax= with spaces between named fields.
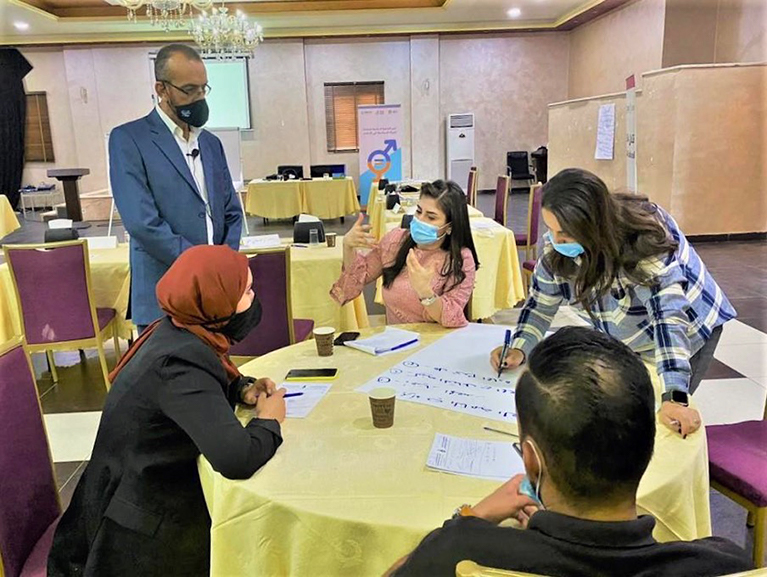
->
xmin=549 ymin=63 xmax=767 ymax=235
xmin=548 ymin=92 xmax=629 ymax=193
xmin=440 ymin=33 xmax=570 ymax=190
xmin=715 ymin=0 xmax=767 ymax=63
xmin=568 ymin=0 xmax=665 ymax=99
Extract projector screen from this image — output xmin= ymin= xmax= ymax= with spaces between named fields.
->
xmin=148 ymin=55 xmax=251 ymax=130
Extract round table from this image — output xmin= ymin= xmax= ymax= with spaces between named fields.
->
xmin=198 ymin=324 xmax=711 ymax=577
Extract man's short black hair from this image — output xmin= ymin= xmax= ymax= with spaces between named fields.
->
xmin=154 ymin=44 xmax=202 ymax=81
xmin=515 ymin=326 xmax=655 ymax=506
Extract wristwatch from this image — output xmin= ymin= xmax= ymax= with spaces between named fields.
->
xmin=452 ymin=504 xmax=475 ymax=519
xmin=662 ymin=390 xmax=689 ymax=406
xmin=420 ymin=294 xmax=438 ymax=307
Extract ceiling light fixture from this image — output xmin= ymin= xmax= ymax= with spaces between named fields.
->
xmin=14 ymin=21 xmax=30 ymax=30
xmin=507 ymin=7 xmax=522 ymax=18
xmin=113 ymin=0 xmax=213 ymax=31
xmin=190 ymin=5 xmax=264 ymax=59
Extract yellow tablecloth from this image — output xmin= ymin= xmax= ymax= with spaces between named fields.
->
xmin=0 ymin=196 xmax=21 ymax=239
xmin=367 ymin=192 xmax=484 ymax=241
xmin=0 ymin=245 xmax=133 ymax=342
xmin=246 ymin=178 xmax=360 ymax=220
xmin=0 ymin=241 xmax=369 ymax=345
xmin=376 ymin=217 xmax=525 ymax=319
xmin=198 ymin=324 xmax=711 ymax=577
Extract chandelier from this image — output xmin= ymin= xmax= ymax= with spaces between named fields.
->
xmin=117 ymin=0 xmax=213 ymax=31
xmin=190 ymin=6 xmax=264 ymax=59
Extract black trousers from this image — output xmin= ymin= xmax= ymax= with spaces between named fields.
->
xmin=688 ymin=324 xmax=724 ymax=395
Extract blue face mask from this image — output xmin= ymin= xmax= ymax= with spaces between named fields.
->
xmin=410 ymin=217 xmax=446 ymax=245
xmin=544 ymin=231 xmax=585 ymax=258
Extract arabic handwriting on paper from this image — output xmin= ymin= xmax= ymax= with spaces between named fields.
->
xmin=426 ymin=434 xmax=525 ymax=481
xmin=595 ymin=103 xmax=616 ymax=160
xmin=280 ymin=383 xmax=332 ymax=418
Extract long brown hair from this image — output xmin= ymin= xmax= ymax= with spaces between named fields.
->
xmin=541 ymin=168 xmax=677 ymax=310
xmin=382 ymin=179 xmax=480 ymax=292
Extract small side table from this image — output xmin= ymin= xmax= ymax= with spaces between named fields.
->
xmin=47 ymin=168 xmax=91 ymax=229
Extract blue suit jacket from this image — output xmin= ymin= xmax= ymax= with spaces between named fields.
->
xmin=109 ymin=109 xmax=243 ymax=326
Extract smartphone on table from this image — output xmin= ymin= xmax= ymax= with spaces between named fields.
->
xmin=284 ymin=368 xmax=339 ymax=382
xmin=334 ymin=331 xmax=360 ymax=346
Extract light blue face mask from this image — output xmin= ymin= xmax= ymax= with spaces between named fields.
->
xmin=410 ymin=217 xmax=446 ymax=245
xmin=544 ymin=231 xmax=585 ymax=258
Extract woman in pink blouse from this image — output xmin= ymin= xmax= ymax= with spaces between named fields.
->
xmin=331 ymin=180 xmax=479 ymax=328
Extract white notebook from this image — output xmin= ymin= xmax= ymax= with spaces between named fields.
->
xmin=345 ymin=327 xmax=420 ymax=356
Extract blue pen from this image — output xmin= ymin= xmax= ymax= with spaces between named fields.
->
xmin=497 ymin=329 xmax=512 ymax=378
xmin=284 ymin=392 xmax=304 ymax=398
xmin=381 ymin=339 xmax=419 ymax=354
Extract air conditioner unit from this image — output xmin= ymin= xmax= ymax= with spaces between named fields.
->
xmin=446 ymin=113 xmax=475 ymax=191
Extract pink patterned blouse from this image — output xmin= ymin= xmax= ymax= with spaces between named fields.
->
xmin=330 ymin=228 xmax=476 ymax=328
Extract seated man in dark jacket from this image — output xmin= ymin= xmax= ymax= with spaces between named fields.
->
xmin=389 ymin=327 xmax=752 ymax=577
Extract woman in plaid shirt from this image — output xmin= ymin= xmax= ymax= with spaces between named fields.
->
xmin=492 ymin=168 xmax=735 ymax=438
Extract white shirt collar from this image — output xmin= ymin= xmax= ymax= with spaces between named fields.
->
xmin=155 ymin=103 xmax=200 ymax=142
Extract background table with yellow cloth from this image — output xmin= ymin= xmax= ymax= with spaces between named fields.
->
xmin=367 ymin=191 xmax=484 ymax=241
xmin=0 ymin=240 xmax=368 ymax=344
xmin=378 ymin=217 xmax=526 ymax=319
xmin=246 ymin=178 xmax=360 ymax=220
xmin=0 ymin=245 xmax=133 ymax=342
xmin=0 ymin=196 xmax=21 ymax=239
xmin=198 ymin=324 xmax=711 ymax=577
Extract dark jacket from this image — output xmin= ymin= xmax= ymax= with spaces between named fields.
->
xmin=48 ymin=318 xmax=282 ymax=576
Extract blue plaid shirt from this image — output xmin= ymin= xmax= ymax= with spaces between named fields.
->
xmin=512 ymin=206 xmax=736 ymax=393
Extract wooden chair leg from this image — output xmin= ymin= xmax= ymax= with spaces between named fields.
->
xmin=46 ymin=350 xmax=59 ymax=383
xmin=96 ymin=339 xmax=111 ymax=391
xmin=754 ymin=507 xmax=766 ymax=568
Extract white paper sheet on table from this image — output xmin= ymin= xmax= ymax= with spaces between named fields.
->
xmin=240 ymin=234 xmax=282 ymax=249
xmin=426 ymin=433 xmax=525 ymax=481
xmin=357 ymin=324 xmax=524 ymax=424
xmin=470 ymin=220 xmax=501 ymax=231
xmin=279 ymin=383 xmax=332 ymax=418
xmin=346 ymin=327 xmax=420 ymax=356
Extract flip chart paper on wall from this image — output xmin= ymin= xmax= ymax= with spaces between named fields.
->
xmin=427 ymin=433 xmax=525 ymax=481
xmin=594 ymin=103 xmax=616 ymax=160
xmin=357 ymin=324 xmax=524 ymax=424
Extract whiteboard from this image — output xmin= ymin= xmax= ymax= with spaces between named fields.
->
xmin=209 ymin=128 xmax=243 ymax=186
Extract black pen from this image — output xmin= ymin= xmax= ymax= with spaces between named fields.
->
xmin=497 ymin=329 xmax=512 ymax=378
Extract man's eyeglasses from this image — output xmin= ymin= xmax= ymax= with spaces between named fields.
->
xmin=162 ymin=80 xmax=212 ymax=97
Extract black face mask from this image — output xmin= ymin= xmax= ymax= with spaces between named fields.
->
xmin=207 ymin=297 xmax=262 ymax=343
xmin=171 ymin=96 xmax=209 ymax=128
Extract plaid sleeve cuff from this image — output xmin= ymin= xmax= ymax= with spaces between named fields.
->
xmin=660 ymin=370 xmax=690 ymax=394
xmin=511 ymin=337 xmax=536 ymax=359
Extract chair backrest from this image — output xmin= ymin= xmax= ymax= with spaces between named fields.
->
xmin=229 ymin=248 xmax=294 ymax=357
xmin=507 ymin=151 xmax=531 ymax=178
xmin=277 ymin=165 xmax=304 ymax=180
xmin=494 ymin=175 xmax=510 ymax=226
xmin=467 ymin=170 xmax=477 ymax=207
xmin=4 ymin=241 xmax=100 ymax=345
xmin=0 ymin=339 xmax=60 ymax=577
xmin=456 ymin=559 xmax=547 ymax=577
xmin=526 ymin=183 xmax=544 ymax=247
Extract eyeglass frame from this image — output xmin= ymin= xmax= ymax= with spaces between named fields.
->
xmin=160 ymin=79 xmax=212 ymax=98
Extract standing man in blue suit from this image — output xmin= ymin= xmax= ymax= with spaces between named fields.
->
xmin=110 ymin=43 xmax=243 ymax=332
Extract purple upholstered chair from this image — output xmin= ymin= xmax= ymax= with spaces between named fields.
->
xmin=707 ymin=402 xmax=767 ymax=567
xmin=0 ymin=338 xmax=60 ymax=577
xmin=229 ymin=247 xmax=314 ymax=357
xmin=3 ymin=240 xmax=121 ymax=389
xmin=493 ymin=175 xmax=510 ymax=227
xmin=466 ymin=168 xmax=478 ymax=208
xmin=514 ymin=183 xmax=543 ymax=262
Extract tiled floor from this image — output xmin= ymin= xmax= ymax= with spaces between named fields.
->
xmin=3 ymin=196 xmax=766 ymax=564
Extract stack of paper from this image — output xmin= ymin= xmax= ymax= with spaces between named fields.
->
xmin=426 ymin=433 xmax=524 ymax=481
xmin=345 ymin=327 xmax=420 ymax=356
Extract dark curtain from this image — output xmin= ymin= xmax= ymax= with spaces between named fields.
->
xmin=0 ymin=48 xmax=33 ymax=209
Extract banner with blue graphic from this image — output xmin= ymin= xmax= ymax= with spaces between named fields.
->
xmin=358 ymin=104 xmax=403 ymax=208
